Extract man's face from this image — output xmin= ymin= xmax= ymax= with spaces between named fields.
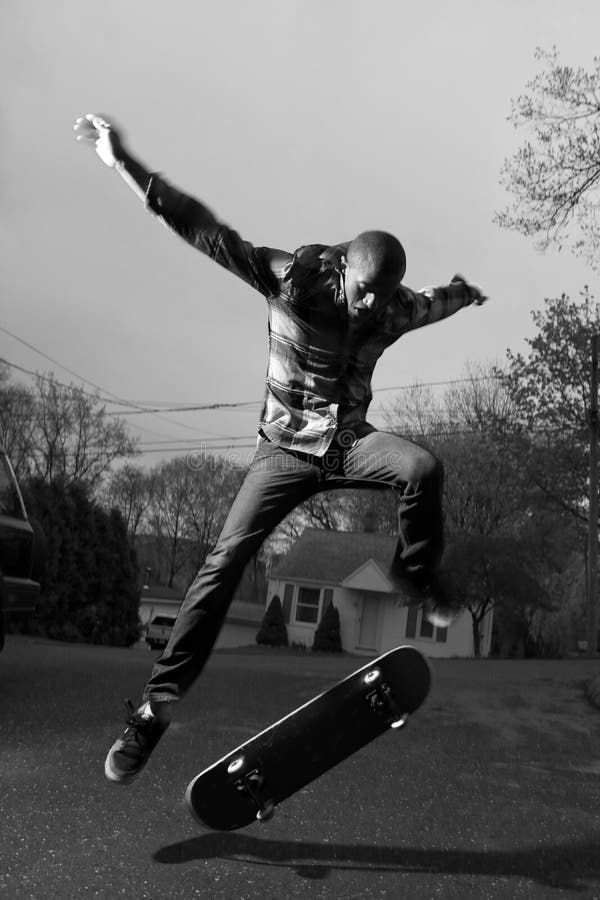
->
xmin=343 ymin=260 xmax=401 ymax=321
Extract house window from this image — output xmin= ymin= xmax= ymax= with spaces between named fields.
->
xmin=296 ymin=587 xmax=321 ymax=624
xmin=419 ymin=616 xmax=434 ymax=639
xmin=406 ymin=605 xmax=448 ymax=643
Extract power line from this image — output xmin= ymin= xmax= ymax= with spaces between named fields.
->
xmin=133 ymin=422 xmax=576 ymax=458
xmin=111 ymin=399 xmax=261 ymax=416
xmin=1 ymin=358 xmax=120 ymax=403
xmin=107 ymin=375 xmax=503 ymax=410
xmin=137 ymin=443 xmax=258 ymax=455
xmin=138 ymin=435 xmax=257 ymax=446
xmin=372 ymin=375 xmax=500 ymax=393
xmin=0 ymin=328 xmax=153 ymax=412
xmin=2 ymin=354 xmax=504 ymax=447
xmin=0 ymin=326 xmax=235 ymax=438
xmin=0 ymin=342 xmax=257 ymax=437
xmin=105 ymin=375 xmax=502 ymax=417
xmin=1 ymin=325 xmax=261 ymax=418
xmin=0 ymin=357 xmax=219 ymax=439
xmin=1 ymin=323 xmax=505 ymax=455
xmin=1 ymin=323 xmax=501 ymax=420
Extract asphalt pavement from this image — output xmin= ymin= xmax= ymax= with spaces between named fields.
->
xmin=1 ymin=636 xmax=600 ymax=899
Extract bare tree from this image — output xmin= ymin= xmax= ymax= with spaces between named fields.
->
xmin=0 ymin=365 xmax=36 ymax=478
xmin=28 ymin=374 xmax=137 ymax=489
xmin=443 ymin=360 xmax=514 ymax=433
xmin=384 ymin=380 xmax=443 ymax=444
xmin=182 ymin=455 xmax=245 ymax=575
xmin=138 ymin=453 xmax=250 ymax=590
xmin=495 ymin=47 xmax=600 ymax=269
xmin=102 ymin=462 xmax=156 ymax=538
xmin=269 ymin=492 xmax=348 ymax=551
xmin=150 ymin=458 xmax=190 ymax=588
xmin=384 ymin=364 xmax=521 ymax=537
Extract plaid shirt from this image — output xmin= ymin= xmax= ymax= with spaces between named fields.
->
xmin=146 ymin=175 xmax=478 ymax=456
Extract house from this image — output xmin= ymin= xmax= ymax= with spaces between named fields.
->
xmin=267 ymin=529 xmax=493 ymax=658
xmin=138 ymin=582 xmax=263 ymax=648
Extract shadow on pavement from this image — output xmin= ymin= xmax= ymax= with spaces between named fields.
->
xmin=154 ymin=832 xmax=600 ymax=890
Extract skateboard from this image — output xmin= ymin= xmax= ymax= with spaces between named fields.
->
xmin=185 ymin=644 xmax=431 ymax=830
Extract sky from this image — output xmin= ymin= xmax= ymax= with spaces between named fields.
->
xmin=2 ymin=0 xmax=600 ymax=468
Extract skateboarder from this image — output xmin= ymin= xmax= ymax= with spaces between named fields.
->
xmin=73 ymin=114 xmax=488 ymax=786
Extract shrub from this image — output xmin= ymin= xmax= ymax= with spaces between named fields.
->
xmin=256 ymin=595 xmax=289 ymax=647
xmin=19 ymin=478 xmax=140 ymax=647
xmin=312 ymin=600 xmax=342 ymax=653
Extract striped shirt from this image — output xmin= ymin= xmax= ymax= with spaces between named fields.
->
xmin=146 ymin=175 xmax=478 ymax=456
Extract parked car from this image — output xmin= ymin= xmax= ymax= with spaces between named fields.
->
xmin=145 ymin=614 xmax=176 ymax=650
xmin=0 ymin=449 xmax=44 ymax=652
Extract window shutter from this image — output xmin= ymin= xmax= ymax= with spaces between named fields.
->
xmin=405 ymin=603 xmax=418 ymax=638
xmin=282 ymin=584 xmax=293 ymax=624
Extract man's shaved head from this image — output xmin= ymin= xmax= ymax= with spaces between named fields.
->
xmin=343 ymin=231 xmax=407 ymax=321
xmin=346 ymin=230 xmax=406 ymax=284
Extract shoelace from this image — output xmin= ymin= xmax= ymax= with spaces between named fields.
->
xmin=124 ymin=698 xmax=139 ymax=723
xmin=120 ymin=699 xmax=157 ymax=754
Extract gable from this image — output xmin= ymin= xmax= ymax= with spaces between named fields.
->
xmin=342 ymin=559 xmax=394 ymax=593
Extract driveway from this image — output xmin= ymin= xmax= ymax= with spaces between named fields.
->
xmin=1 ymin=637 xmax=599 ymax=899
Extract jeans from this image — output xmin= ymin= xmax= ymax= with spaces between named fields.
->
xmin=143 ymin=427 xmax=444 ymax=702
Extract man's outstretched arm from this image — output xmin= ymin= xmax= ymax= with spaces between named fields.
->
xmin=73 ymin=114 xmax=291 ymax=297
xmin=402 ymin=274 xmax=489 ymax=331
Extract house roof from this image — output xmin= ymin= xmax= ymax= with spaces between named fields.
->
xmin=271 ymin=528 xmax=403 ymax=588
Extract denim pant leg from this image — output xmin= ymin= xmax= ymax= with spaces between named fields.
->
xmin=143 ymin=440 xmax=321 ymax=703
xmin=328 ymin=429 xmax=444 ymax=582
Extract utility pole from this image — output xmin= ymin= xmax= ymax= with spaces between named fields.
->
xmin=588 ymin=334 xmax=600 ymax=658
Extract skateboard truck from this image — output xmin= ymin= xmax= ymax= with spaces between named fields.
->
xmin=363 ymin=668 xmax=408 ymax=729
xmin=226 ymin=756 xmax=275 ymax=823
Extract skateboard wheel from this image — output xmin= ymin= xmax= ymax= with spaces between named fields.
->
xmin=257 ymin=800 xmax=275 ymax=822
xmin=364 ymin=668 xmax=381 ymax=685
xmin=391 ymin=714 xmax=409 ymax=729
xmin=227 ymin=756 xmax=246 ymax=776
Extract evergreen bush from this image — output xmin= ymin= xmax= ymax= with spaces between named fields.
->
xmin=312 ymin=600 xmax=342 ymax=653
xmin=19 ymin=478 xmax=141 ymax=646
xmin=256 ymin=595 xmax=289 ymax=647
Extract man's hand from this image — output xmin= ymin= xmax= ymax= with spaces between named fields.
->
xmin=73 ymin=114 xmax=126 ymax=168
xmin=452 ymin=273 xmax=489 ymax=306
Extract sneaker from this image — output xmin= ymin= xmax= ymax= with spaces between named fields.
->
xmin=104 ymin=700 xmax=169 ymax=784
xmin=421 ymin=572 xmax=462 ymax=628
xmin=422 ymin=594 xmax=457 ymax=628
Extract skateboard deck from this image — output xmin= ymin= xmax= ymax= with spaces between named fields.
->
xmin=185 ymin=644 xmax=431 ymax=830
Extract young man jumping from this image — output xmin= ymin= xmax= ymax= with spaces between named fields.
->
xmin=73 ymin=113 xmax=488 ymax=785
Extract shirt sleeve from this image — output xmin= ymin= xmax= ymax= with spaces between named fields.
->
xmin=145 ymin=174 xmax=292 ymax=298
xmin=402 ymin=276 xmax=478 ymax=330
